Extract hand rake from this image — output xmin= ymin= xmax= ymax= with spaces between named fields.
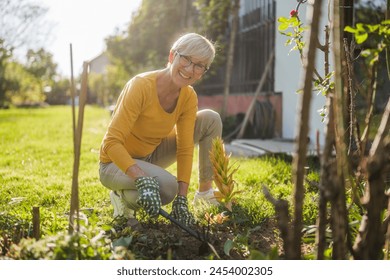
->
xmin=158 ymin=209 xmax=220 ymax=259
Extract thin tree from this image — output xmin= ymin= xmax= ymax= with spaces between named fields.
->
xmin=330 ymin=0 xmax=350 ymax=260
xmin=290 ymin=0 xmax=324 ymax=259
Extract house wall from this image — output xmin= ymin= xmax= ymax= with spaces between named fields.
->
xmin=89 ymin=53 xmax=109 ymax=74
xmin=275 ymin=0 xmax=328 ymax=144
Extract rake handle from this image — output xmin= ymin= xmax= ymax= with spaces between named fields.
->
xmin=158 ymin=209 xmax=204 ymax=242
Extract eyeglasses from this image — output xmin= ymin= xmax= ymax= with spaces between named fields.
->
xmin=175 ymin=52 xmax=208 ymax=74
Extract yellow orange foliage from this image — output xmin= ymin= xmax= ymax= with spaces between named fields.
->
xmin=209 ymin=137 xmax=241 ymax=211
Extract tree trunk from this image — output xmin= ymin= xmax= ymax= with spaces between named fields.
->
xmin=291 ymin=0 xmax=323 ymax=259
xmin=330 ymin=0 xmax=350 ymax=260
xmin=317 ymin=93 xmax=336 ymax=259
xmin=353 ymin=98 xmax=390 ymax=259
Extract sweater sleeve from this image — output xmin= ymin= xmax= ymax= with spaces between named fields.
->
xmin=100 ymin=78 xmax=145 ymax=173
xmin=175 ymin=89 xmax=198 ymax=184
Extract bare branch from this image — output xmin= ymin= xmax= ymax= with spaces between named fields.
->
xmin=0 ymin=0 xmax=50 ymax=50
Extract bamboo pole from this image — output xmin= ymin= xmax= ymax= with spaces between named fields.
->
xmin=69 ymin=61 xmax=89 ymax=234
xmin=68 ymin=43 xmax=77 ymax=234
xmin=70 ymin=44 xmax=76 ymax=149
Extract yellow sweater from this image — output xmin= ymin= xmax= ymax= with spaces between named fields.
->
xmin=99 ymin=71 xmax=198 ymax=184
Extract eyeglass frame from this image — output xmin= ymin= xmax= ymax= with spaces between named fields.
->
xmin=175 ymin=51 xmax=209 ymax=74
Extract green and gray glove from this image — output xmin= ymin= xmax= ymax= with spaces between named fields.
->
xmin=135 ymin=176 xmax=161 ymax=218
xmin=170 ymin=195 xmax=195 ymax=226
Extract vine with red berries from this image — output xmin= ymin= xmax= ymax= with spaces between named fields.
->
xmin=278 ymin=0 xmax=333 ymax=120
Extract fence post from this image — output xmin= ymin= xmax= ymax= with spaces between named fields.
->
xmin=32 ymin=206 xmax=40 ymax=240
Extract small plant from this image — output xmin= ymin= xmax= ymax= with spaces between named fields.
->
xmin=209 ymin=137 xmax=241 ymax=211
xmin=204 ymin=212 xmax=229 ymax=225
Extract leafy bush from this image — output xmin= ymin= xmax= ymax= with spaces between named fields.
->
xmin=5 ymin=225 xmax=134 ymax=260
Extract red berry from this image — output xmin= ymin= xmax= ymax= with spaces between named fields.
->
xmin=290 ymin=9 xmax=298 ymax=17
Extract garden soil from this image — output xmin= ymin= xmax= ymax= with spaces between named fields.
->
xmin=111 ymin=218 xmax=279 ymax=260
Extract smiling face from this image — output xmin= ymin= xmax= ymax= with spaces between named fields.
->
xmin=167 ymin=33 xmax=215 ymax=88
xmin=168 ymin=51 xmax=206 ymax=87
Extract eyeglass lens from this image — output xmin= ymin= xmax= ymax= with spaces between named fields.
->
xmin=178 ymin=54 xmax=206 ymax=74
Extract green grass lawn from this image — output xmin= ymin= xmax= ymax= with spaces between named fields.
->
xmin=0 ymin=105 xmax=321 ymax=259
xmin=0 ymin=106 xmax=113 ymax=233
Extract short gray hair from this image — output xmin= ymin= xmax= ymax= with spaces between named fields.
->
xmin=170 ymin=33 xmax=215 ymax=68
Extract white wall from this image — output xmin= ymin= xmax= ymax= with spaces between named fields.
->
xmin=275 ymin=0 xmax=328 ymax=145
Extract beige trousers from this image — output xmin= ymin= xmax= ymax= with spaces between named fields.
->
xmin=99 ymin=109 xmax=222 ymax=210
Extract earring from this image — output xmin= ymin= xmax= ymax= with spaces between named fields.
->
xmin=168 ymin=51 xmax=174 ymax=63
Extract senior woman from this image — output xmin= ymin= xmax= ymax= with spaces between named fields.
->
xmin=99 ymin=33 xmax=222 ymax=226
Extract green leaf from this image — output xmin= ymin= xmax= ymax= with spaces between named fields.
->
xmin=360 ymin=49 xmax=371 ymax=57
xmin=369 ymin=55 xmax=379 ymax=65
xmin=100 ymin=224 xmax=112 ymax=231
xmin=355 ymin=32 xmax=368 ymax=44
xmin=344 ymin=26 xmax=357 ymax=33
xmin=277 ymin=16 xmax=288 ymax=23
xmin=223 ymin=239 xmax=234 ymax=256
xmin=278 ymin=23 xmax=290 ymax=31
xmin=298 ymin=26 xmax=307 ymax=33
xmin=290 ymin=17 xmax=300 ymax=27
xmin=112 ymin=236 xmax=133 ymax=248
xmin=356 ymin=23 xmax=366 ymax=32
xmin=367 ymin=24 xmax=379 ymax=33
xmin=381 ymin=19 xmax=390 ymax=25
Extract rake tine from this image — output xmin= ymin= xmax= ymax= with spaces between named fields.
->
xmin=159 ymin=209 xmax=220 ymax=259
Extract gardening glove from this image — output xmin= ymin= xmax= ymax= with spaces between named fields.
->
xmin=135 ymin=176 xmax=161 ymax=218
xmin=170 ymin=195 xmax=195 ymax=226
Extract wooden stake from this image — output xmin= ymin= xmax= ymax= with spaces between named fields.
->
xmin=69 ymin=61 xmax=89 ymax=234
xmin=32 ymin=206 xmax=40 ymax=240
xmin=70 ymin=44 xmax=76 ymax=148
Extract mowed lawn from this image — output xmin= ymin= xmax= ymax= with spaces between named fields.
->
xmin=0 ymin=106 xmax=115 ymax=233
xmin=0 ymin=105 xmax=310 ymax=238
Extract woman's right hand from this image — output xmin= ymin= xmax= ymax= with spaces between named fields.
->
xmin=171 ymin=195 xmax=195 ymax=225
